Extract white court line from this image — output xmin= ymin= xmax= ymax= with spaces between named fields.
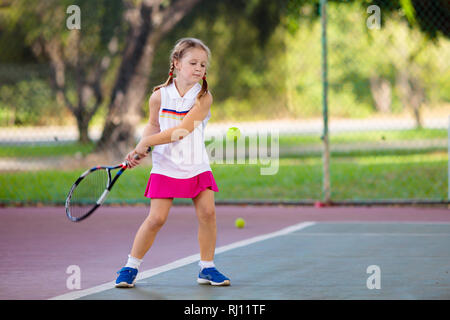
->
xmin=49 ymin=221 xmax=316 ymax=300
xmin=289 ymin=232 xmax=450 ymax=237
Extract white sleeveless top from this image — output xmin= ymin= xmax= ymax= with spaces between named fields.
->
xmin=151 ymin=81 xmax=212 ymax=179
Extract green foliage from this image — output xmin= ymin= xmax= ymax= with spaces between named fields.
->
xmin=1 ymin=0 xmax=449 ymax=125
xmin=373 ymin=0 xmax=450 ymax=39
xmin=2 ymin=0 xmax=125 ymax=53
xmin=0 ymin=77 xmax=68 ymax=126
xmin=0 ymin=0 xmax=126 ymax=134
xmin=287 ymin=0 xmax=450 ymax=40
xmin=149 ymin=1 xmax=291 ymax=121
xmin=147 ymin=0 xmax=450 ymax=122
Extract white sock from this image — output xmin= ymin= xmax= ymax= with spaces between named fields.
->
xmin=125 ymin=255 xmax=143 ymax=270
xmin=199 ymin=260 xmax=215 ymax=270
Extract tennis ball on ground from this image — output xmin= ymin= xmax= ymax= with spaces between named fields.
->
xmin=235 ymin=217 xmax=245 ymax=229
xmin=226 ymin=127 xmax=241 ymax=141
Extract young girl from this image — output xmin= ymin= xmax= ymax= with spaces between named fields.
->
xmin=115 ymin=38 xmax=230 ymax=287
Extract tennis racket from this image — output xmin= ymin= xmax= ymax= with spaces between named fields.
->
xmin=65 ymin=147 xmax=152 ymax=222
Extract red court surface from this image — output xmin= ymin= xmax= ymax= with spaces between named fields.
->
xmin=0 ymin=205 xmax=449 ymax=300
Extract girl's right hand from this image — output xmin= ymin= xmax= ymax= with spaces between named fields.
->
xmin=125 ymin=149 xmax=142 ymax=169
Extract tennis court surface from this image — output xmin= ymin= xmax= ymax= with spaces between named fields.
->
xmin=0 ymin=205 xmax=449 ymax=300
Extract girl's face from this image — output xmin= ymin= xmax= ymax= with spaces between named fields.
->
xmin=174 ymin=47 xmax=208 ymax=84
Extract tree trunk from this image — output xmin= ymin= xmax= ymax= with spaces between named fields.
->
xmin=369 ymin=75 xmax=392 ymax=113
xmin=96 ymin=3 xmax=154 ymax=157
xmin=77 ymin=117 xmax=90 ymax=144
xmin=409 ymin=76 xmax=425 ymax=129
xmin=396 ymin=69 xmax=425 ymax=129
xmin=95 ymin=0 xmax=202 ymax=159
xmin=44 ymin=35 xmax=107 ymax=144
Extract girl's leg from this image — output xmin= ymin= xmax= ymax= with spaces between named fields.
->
xmin=192 ymin=188 xmax=216 ymax=261
xmin=129 ymin=198 xmax=173 ymax=260
xmin=193 ymin=188 xmax=230 ymax=286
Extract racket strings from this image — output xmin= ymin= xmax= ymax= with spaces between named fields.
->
xmin=69 ymin=169 xmax=109 ymax=219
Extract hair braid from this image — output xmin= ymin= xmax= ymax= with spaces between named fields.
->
xmin=153 ymin=62 xmax=175 ymax=93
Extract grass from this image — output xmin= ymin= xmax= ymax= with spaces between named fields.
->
xmin=276 ymin=128 xmax=447 ymax=146
xmin=0 ymin=128 xmax=446 ymax=158
xmin=0 ymin=142 xmax=95 ymax=158
xmin=0 ymin=128 xmax=447 ymax=204
xmin=0 ymin=151 xmax=447 ymax=204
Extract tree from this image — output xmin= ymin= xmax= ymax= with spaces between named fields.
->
xmin=2 ymin=0 xmax=124 ymax=143
xmin=372 ymin=0 xmax=450 ymax=40
xmin=369 ymin=0 xmax=449 ymax=127
xmin=96 ymin=0 xmax=202 ymax=157
xmin=95 ymin=0 xmax=291 ymax=156
xmin=286 ymin=0 xmax=450 ymax=40
xmin=285 ymin=0 xmax=449 ymax=127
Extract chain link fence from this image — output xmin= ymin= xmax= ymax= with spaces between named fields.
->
xmin=0 ymin=0 xmax=448 ymax=205
xmin=323 ymin=1 xmax=449 ymax=203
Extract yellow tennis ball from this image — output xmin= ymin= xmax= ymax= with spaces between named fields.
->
xmin=235 ymin=218 xmax=245 ymax=229
xmin=227 ymin=127 xmax=241 ymax=141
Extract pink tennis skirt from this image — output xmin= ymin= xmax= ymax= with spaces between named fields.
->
xmin=144 ymin=171 xmax=219 ymax=199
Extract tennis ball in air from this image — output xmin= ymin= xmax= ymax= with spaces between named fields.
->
xmin=235 ymin=218 xmax=245 ymax=229
xmin=227 ymin=127 xmax=241 ymax=141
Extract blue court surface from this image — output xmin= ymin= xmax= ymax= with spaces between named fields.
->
xmin=54 ymin=222 xmax=450 ymax=300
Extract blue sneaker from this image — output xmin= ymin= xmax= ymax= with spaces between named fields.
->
xmin=115 ymin=267 xmax=138 ymax=288
xmin=197 ymin=267 xmax=230 ymax=286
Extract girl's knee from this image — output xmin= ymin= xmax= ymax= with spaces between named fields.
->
xmin=197 ymin=207 xmax=216 ymax=223
xmin=145 ymin=214 xmax=167 ymax=230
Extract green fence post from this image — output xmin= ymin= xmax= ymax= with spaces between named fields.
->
xmin=320 ymin=0 xmax=331 ymax=204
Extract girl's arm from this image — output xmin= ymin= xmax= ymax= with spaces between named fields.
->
xmin=126 ymin=90 xmax=161 ymax=167
xmin=142 ymin=90 xmax=162 ymax=137
xmin=133 ymin=91 xmax=213 ymax=156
